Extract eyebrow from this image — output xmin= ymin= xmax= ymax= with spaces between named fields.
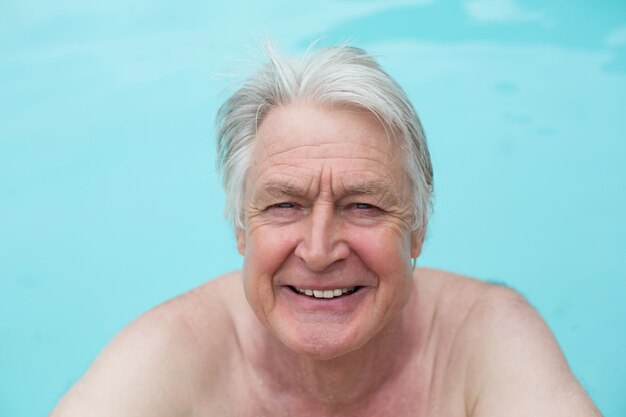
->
xmin=256 ymin=181 xmax=306 ymax=198
xmin=342 ymin=180 xmax=405 ymax=207
xmin=255 ymin=178 xmax=404 ymax=206
xmin=342 ymin=180 xmax=392 ymax=196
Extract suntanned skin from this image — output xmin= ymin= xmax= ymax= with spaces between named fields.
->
xmin=51 ymin=104 xmax=601 ymax=417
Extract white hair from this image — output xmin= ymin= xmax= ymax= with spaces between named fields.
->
xmin=215 ymin=43 xmax=433 ymax=236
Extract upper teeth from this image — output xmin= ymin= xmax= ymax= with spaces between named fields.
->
xmin=295 ymin=287 xmax=355 ymax=299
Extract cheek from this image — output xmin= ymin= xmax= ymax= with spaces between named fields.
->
xmin=347 ymin=226 xmax=414 ymax=323
xmin=349 ymin=226 xmax=413 ymax=272
xmin=245 ymin=226 xmax=299 ymax=273
xmin=350 ymin=226 xmax=414 ymax=298
xmin=241 ymin=226 xmax=299 ymax=305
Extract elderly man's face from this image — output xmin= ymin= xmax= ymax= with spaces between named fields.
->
xmin=237 ymin=103 xmax=421 ymax=359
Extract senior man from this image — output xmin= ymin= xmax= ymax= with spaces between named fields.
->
xmin=51 ymin=45 xmax=601 ymax=416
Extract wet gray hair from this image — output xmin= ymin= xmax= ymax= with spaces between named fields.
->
xmin=215 ymin=43 xmax=433 ymax=236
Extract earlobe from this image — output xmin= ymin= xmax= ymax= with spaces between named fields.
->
xmin=236 ymin=228 xmax=246 ymax=255
xmin=410 ymin=231 xmax=423 ymax=259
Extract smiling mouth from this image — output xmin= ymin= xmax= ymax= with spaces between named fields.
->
xmin=289 ymin=286 xmax=361 ymax=299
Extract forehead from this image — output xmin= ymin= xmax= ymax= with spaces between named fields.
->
xmin=255 ymin=103 xmax=402 ymax=165
xmin=257 ymin=103 xmax=392 ymax=151
xmin=246 ymin=103 xmax=410 ymax=200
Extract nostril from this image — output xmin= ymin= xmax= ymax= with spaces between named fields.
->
xmin=294 ymin=239 xmax=350 ymax=272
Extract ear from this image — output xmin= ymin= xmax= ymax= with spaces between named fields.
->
xmin=235 ymin=228 xmax=246 ymax=255
xmin=410 ymin=230 xmax=423 ymax=259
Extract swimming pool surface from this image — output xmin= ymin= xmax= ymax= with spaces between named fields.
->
xmin=1 ymin=1 xmax=625 ymax=416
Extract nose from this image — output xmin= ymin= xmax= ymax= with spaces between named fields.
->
xmin=294 ymin=203 xmax=350 ymax=271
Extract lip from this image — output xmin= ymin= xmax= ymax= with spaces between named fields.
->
xmin=277 ymin=284 xmax=369 ymax=313
xmin=289 ymin=285 xmax=359 ymax=292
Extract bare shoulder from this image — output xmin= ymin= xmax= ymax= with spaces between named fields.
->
xmin=417 ymin=268 xmax=601 ymax=417
xmin=50 ymin=272 xmax=245 ymax=417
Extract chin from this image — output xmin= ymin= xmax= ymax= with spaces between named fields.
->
xmin=286 ymin=339 xmax=358 ymax=361
xmin=275 ymin=322 xmax=372 ymax=361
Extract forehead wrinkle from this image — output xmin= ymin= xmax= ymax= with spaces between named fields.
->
xmin=259 ymin=155 xmax=401 ymax=178
xmin=260 ymin=140 xmax=394 ymax=161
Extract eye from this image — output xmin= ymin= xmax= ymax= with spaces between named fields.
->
xmin=352 ymin=203 xmax=376 ymax=210
xmin=344 ymin=202 xmax=382 ymax=223
xmin=270 ymin=202 xmax=296 ymax=209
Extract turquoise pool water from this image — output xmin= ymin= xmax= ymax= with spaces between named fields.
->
xmin=1 ymin=1 xmax=625 ymax=416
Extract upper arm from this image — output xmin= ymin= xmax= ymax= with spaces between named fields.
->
xmin=465 ymin=287 xmax=601 ymax=417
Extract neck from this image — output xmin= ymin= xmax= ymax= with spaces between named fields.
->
xmin=246 ymin=298 xmax=420 ymax=414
